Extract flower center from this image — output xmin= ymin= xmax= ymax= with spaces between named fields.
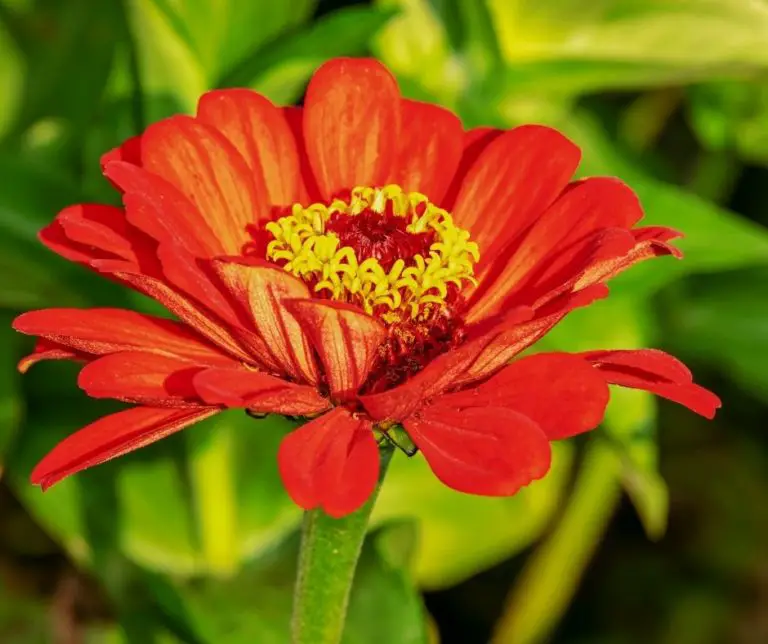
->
xmin=264 ymin=185 xmax=479 ymax=390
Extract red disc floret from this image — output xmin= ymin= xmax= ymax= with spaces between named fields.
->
xmin=325 ymin=202 xmax=435 ymax=271
xmin=365 ymin=287 xmax=468 ymax=393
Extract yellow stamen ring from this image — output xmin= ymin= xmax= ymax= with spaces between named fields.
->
xmin=265 ymin=185 xmax=479 ymax=321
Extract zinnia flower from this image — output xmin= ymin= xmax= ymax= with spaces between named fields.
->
xmin=13 ymin=58 xmax=720 ymax=518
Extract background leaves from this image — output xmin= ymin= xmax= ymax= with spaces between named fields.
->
xmin=1 ymin=0 xmax=767 ymax=643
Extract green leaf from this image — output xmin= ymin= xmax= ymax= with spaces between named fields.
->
xmin=373 ymin=0 xmax=466 ymax=109
xmin=496 ymin=60 xmax=748 ymax=97
xmin=0 ymin=153 xmax=125 ymax=308
xmin=8 ymin=0 xmax=121 ymax=134
xmin=662 ymin=268 xmax=768 ymax=403
xmin=220 ymin=6 xmax=398 ymax=104
xmin=373 ymin=443 xmax=574 ymax=589
xmin=604 ymin=388 xmax=668 ymax=540
xmin=128 ymin=0 xmax=208 ymax=114
xmin=130 ymin=0 xmax=319 ymax=112
xmin=687 ymin=80 xmax=768 ymax=164
xmin=0 ymin=312 xmax=22 ymax=473
xmin=216 ymin=0 xmax=318 ymax=82
xmin=487 ymin=0 xmax=768 ymax=70
xmin=0 ymin=9 xmax=23 ymax=139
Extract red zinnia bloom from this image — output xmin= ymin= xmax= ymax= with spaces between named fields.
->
xmin=13 ymin=58 xmax=719 ymax=518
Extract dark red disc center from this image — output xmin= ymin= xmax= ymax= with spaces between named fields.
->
xmin=326 ymin=207 xmax=435 ymax=271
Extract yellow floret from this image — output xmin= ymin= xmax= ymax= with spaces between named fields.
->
xmin=264 ymin=185 xmax=479 ymax=319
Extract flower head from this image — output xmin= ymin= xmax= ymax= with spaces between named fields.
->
xmin=13 ymin=58 xmax=720 ymax=518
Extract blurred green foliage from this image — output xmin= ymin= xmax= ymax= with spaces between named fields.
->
xmin=1 ymin=0 xmax=768 ymax=642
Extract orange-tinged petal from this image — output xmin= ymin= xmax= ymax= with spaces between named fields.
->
xmin=18 ymin=339 xmax=84 ymax=373
xmin=105 ymin=161 xmax=220 ymax=258
xmin=197 ymin=89 xmax=305 ymax=208
xmin=211 ymin=258 xmax=318 ymax=383
xmin=283 ymin=106 xmax=322 ymax=202
xmin=458 ymin=284 xmax=610 ymax=385
xmin=31 ymin=406 xmax=218 ymax=490
xmin=78 ymin=352 xmax=205 ymax=406
xmin=439 ymin=352 xmax=610 ymax=440
xmin=572 ymin=226 xmax=683 ymax=291
xmin=193 ymin=367 xmax=330 ymax=415
xmin=101 ymin=134 xmax=142 ymax=170
xmin=277 ymin=407 xmax=379 ymax=517
xmin=582 ymin=349 xmax=721 ymax=419
xmin=504 ymin=177 xmax=644 ymax=296
xmin=404 ymin=406 xmax=551 ymax=496
xmin=303 ymin=58 xmax=401 ymax=199
xmin=156 ymin=242 xmax=243 ymax=328
xmin=451 ymin=125 xmax=581 ymax=265
xmin=442 ymin=128 xmax=503 ymax=210
xmin=392 ymin=99 xmax=464 ymax=202
xmin=469 ymin=224 xmax=635 ymax=323
xmin=13 ymin=308 xmax=234 ymax=366
xmin=39 ymin=219 xmax=99 ymax=265
xmin=284 ymin=299 xmax=386 ymax=399
xmin=141 ymin=114 xmax=263 ymax=253
xmin=87 ymin=266 xmax=254 ymax=363
xmin=56 ymin=204 xmax=140 ymax=262
xmin=39 ymin=203 xmax=153 ymax=270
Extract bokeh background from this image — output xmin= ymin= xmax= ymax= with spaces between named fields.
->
xmin=1 ymin=0 xmax=768 ymax=642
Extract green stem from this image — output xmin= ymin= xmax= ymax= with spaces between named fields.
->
xmin=491 ymin=439 xmax=623 ymax=644
xmin=291 ymin=443 xmax=395 ymax=644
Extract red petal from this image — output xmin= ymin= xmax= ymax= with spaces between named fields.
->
xmin=57 ymin=204 xmax=141 ymax=261
xmin=156 ymin=242 xmax=243 ymax=328
xmin=193 ymin=366 xmax=330 ymax=415
xmin=441 ymin=128 xmax=503 ymax=210
xmin=392 ymin=99 xmax=464 ymax=202
xmin=140 ymin=115 xmax=263 ymax=253
xmin=18 ymin=339 xmax=85 ymax=373
xmin=39 ymin=219 xmax=97 ymax=264
xmin=469 ymin=177 xmax=642 ymax=320
xmin=303 ymin=58 xmax=401 ymax=199
xmin=502 ymin=228 xmax=636 ymax=315
xmin=438 ymin=352 xmax=610 ymax=440
xmin=451 ymin=125 xmax=581 ymax=266
xmin=31 ymin=406 xmax=218 ymax=489
xmin=197 ymin=89 xmax=305 ymax=208
xmin=458 ymin=285 xmax=610 ymax=385
xmin=572 ymin=226 xmax=683 ymax=291
xmin=360 ymin=306 xmax=534 ymax=421
xmin=78 ymin=352 xmax=205 ymax=406
xmin=101 ymin=134 xmax=143 ymax=170
xmin=283 ymin=106 xmax=322 ymax=202
xmin=404 ymin=406 xmax=551 ymax=496
xmin=95 ymin=265 xmax=253 ymax=363
xmin=155 ymin=243 xmax=278 ymax=370
xmin=582 ymin=349 xmax=721 ymax=419
xmin=514 ymin=178 xmax=644 ymax=294
xmin=277 ymin=407 xmax=380 ymax=517
xmin=105 ymin=161 xmax=221 ymax=258
xmin=13 ymin=308 xmax=234 ymax=365
xmin=211 ymin=258 xmax=318 ymax=383
xmin=39 ymin=204 xmax=153 ymax=270
xmin=284 ymin=299 xmax=386 ymax=399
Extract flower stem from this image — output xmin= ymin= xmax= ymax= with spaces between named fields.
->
xmin=291 ymin=443 xmax=395 ymax=644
